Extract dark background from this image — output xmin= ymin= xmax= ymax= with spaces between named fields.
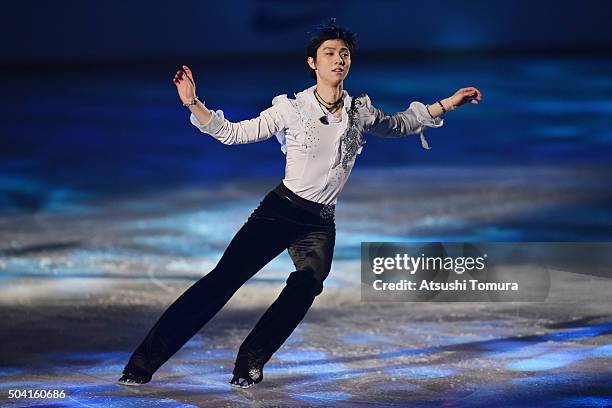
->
xmin=1 ymin=0 xmax=611 ymax=234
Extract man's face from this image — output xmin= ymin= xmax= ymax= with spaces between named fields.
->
xmin=308 ymin=39 xmax=351 ymax=84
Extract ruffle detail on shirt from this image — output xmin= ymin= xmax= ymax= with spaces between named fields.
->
xmin=408 ymin=101 xmax=444 ymax=150
xmin=190 ymin=109 xmax=226 ymax=135
xmin=272 ymin=94 xmax=289 ymax=106
xmin=350 ymin=94 xmax=376 ymax=155
xmin=353 ymin=94 xmax=375 ymax=128
xmin=271 ymin=94 xmax=290 ymax=154
xmin=271 ymin=93 xmax=307 ymax=155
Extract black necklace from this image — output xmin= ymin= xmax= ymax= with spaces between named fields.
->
xmin=314 ymin=88 xmax=344 ymax=124
xmin=314 ymin=89 xmax=344 ymax=112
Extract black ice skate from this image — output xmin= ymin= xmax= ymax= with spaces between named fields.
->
xmin=230 ymin=353 xmax=264 ymax=388
xmin=117 ymin=368 xmax=152 ymax=386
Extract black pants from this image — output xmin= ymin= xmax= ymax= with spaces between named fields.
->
xmin=123 ymin=182 xmax=336 ymax=377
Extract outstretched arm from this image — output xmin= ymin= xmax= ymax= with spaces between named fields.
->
xmin=173 ymin=65 xmax=285 ymax=145
xmin=364 ymin=87 xmax=482 ymax=148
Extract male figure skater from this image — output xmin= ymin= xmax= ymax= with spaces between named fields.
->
xmin=119 ymin=20 xmax=482 ymax=388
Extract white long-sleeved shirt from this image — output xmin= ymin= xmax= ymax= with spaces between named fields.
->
xmin=190 ymin=85 xmax=443 ymax=205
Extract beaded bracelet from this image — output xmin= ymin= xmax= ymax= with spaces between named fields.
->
xmin=183 ymin=96 xmax=201 ymax=108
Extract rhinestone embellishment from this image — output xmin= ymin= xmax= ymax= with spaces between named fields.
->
xmin=339 ymin=95 xmax=367 ymax=169
xmin=248 ymin=368 xmax=261 ymax=381
xmin=319 ymin=204 xmax=335 ymax=220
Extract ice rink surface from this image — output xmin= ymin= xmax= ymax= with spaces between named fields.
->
xmin=1 ymin=171 xmax=611 ymax=407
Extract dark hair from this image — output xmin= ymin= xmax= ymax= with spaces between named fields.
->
xmin=306 ymin=18 xmax=357 ymax=81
